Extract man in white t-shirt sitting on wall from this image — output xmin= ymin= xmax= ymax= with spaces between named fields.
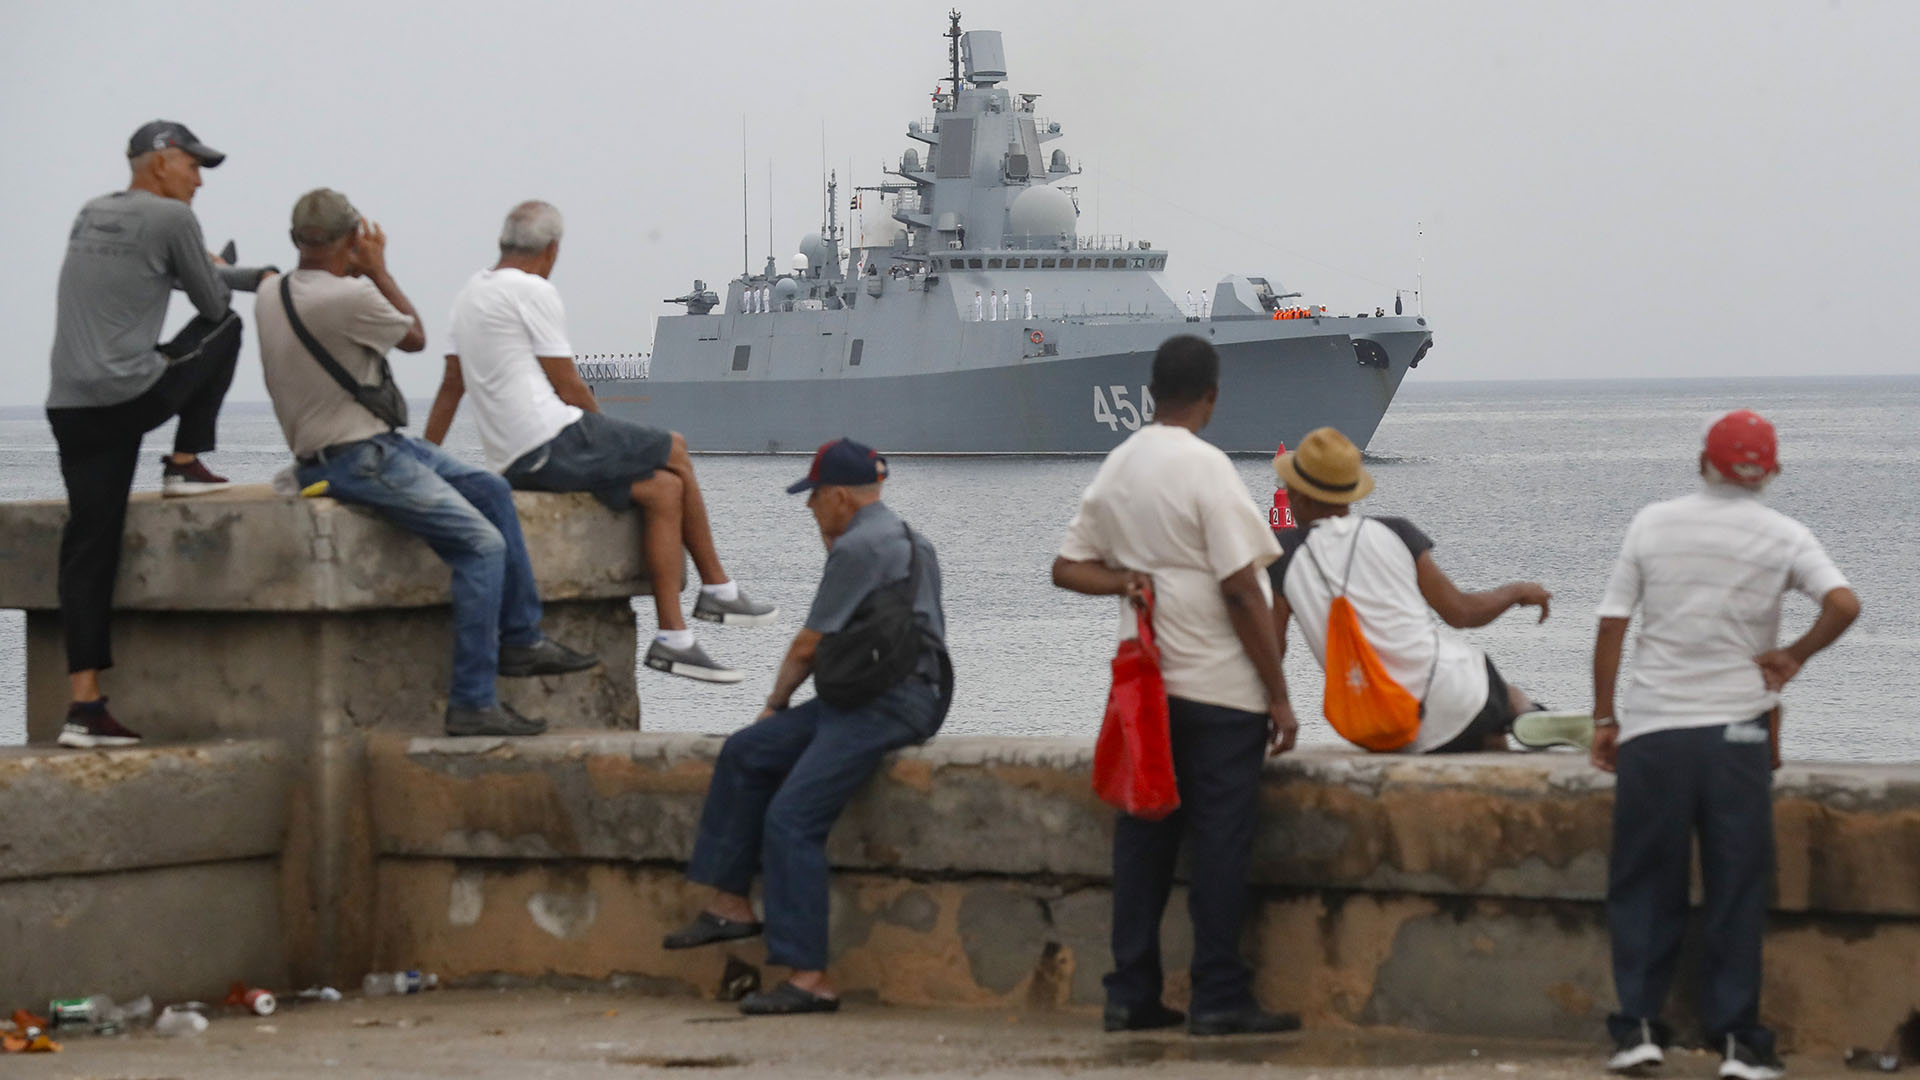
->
xmin=1053 ymin=334 xmax=1301 ymax=1038
xmin=1590 ymin=410 xmax=1858 ymax=1080
xmin=1268 ymin=427 xmax=1583 ymax=753
xmin=426 ymin=201 xmax=775 ymax=684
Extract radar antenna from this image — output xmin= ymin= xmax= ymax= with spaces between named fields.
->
xmin=946 ymin=11 xmax=963 ymax=102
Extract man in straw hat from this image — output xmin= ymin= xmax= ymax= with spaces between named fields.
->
xmin=1052 ymin=334 xmax=1300 ymax=1037
xmin=1268 ymin=426 xmax=1586 ymax=753
xmin=1590 ymin=409 xmax=1857 ymax=1080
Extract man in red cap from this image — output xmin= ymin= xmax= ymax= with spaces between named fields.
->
xmin=1591 ymin=410 xmax=1859 ymax=1080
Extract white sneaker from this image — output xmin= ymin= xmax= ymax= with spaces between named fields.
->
xmin=1608 ymin=1020 xmax=1665 ymax=1074
xmin=1719 ymin=1035 xmax=1785 ymax=1080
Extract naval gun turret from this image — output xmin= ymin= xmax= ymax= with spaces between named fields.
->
xmin=665 ymin=279 xmax=719 ymax=315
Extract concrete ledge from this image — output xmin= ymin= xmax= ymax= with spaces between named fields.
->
xmin=0 ymin=740 xmax=289 ymax=880
xmin=0 ymin=485 xmax=648 ymax=612
xmin=369 ymin=735 xmax=1920 ymax=918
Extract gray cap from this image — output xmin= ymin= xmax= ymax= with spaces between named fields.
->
xmin=290 ymin=188 xmax=359 ymax=246
xmin=127 ymin=120 xmax=224 ymax=167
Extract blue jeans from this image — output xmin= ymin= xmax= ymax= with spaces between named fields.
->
xmin=295 ymin=434 xmax=544 ymax=709
xmin=686 ymin=679 xmax=944 ymax=971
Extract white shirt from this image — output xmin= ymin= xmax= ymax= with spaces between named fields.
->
xmin=1597 ymin=484 xmax=1848 ymax=743
xmin=1274 ymin=516 xmax=1490 ymax=753
xmin=446 ymin=268 xmax=584 ymax=471
xmin=1059 ymin=424 xmax=1281 ymax=714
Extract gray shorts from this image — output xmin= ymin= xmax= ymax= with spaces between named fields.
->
xmin=503 ymin=412 xmax=673 ymax=510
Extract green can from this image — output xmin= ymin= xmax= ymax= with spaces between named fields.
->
xmin=48 ymin=997 xmax=95 ymax=1029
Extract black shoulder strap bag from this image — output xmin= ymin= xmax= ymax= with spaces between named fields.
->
xmin=814 ymin=523 xmax=951 ymax=714
xmin=279 ymin=275 xmax=409 ymax=430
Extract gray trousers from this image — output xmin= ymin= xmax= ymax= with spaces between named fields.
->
xmin=1607 ymin=716 xmax=1775 ymax=1051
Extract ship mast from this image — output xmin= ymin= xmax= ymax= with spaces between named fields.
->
xmin=946 ymin=10 xmax=963 ymax=102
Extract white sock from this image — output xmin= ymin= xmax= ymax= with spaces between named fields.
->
xmin=700 ymin=580 xmax=739 ymax=602
xmin=656 ymin=629 xmax=696 ymax=650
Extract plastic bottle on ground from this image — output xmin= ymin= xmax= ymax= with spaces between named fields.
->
xmin=154 ymin=1007 xmax=209 ymax=1038
xmin=361 ymin=971 xmax=439 ymax=996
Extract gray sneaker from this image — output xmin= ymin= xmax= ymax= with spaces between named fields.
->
xmin=1512 ymin=710 xmax=1596 ymax=752
xmin=445 ymin=702 xmax=549 ymax=737
xmin=692 ymin=587 xmax=779 ymax=627
xmin=645 ymin=639 xmax=744 ymax=684
xmin=499 ymin=635 xmax=599 ymax=677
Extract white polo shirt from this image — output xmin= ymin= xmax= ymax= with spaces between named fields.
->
xmin=1597 ymin=484 xmax=1848 ymax=743
xmin=446 ymin=268 xmax=583 ymax=471
xmin=1059 ymin=424 xmax=1281 ymax=715
xmin=1271 ymin=515 xmax=1491 ymax=754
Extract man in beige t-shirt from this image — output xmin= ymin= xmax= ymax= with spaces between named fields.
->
xmin=1052 ymin=335 xmax=1298 ymax=1038
xmin=254 ymin=189 xmax=597 ymax=738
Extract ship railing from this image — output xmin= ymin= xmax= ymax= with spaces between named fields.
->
xmin=965 ymin=301 xmax=1179 ymax=321
xmin=1072 ymin=234 xmax=1142 ymax=252
xmin=574 ymin=355 xmax=650 ymax=381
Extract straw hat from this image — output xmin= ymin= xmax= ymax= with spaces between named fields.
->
xmin=1272 ymin=427 xmax=1374 ymax=504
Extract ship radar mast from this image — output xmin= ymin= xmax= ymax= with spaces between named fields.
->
xmin=946 ymin=11 xmax=963 ymax=102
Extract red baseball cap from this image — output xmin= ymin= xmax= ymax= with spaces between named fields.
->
xmin=1705 ymin=410 xmax=1778 ymax=483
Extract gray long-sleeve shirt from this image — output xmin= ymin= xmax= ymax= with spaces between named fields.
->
xmin=46 ymin=189 xmax=231 ymax=408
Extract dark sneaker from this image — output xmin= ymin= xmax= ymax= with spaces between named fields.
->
xmin=444 ymin=702 xmax=548 ymax=737
xmin=1512 ymin=710 xmax=1596 ymax=752
xmin=498 ymin=636 xmax=599 ymax=677
xmin=1719 ymin=1035 xmax=1785 ymax=1080
xmin=1103 ymin=1001 xmax=1185 ymax=1032
xmin=644 ymin=640 xmax=744 ymax=684
xmin=160 ymin=455 xmax=231 ymax=497
xmin=1188 ymin=1007 xmax=1303 ymax=1037
xmin=1609 ymin=1019 xmax=1666 ymax=1074
xmin=739 ymin=981 xmax=839 ymax=1016
xmin=57 ymin=702 xmax=143 ymax=748
xmin=663 ymin=910 xmax=764 ymax=950
xmin=692 ymin=587 xmax=780 ymax=627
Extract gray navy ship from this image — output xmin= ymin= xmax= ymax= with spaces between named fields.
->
xmin=582 ymin=13 xmax=1432 ymax=453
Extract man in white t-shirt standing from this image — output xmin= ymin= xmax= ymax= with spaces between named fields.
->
xmin=426 ymin=202 xmax=775 ymax=684
xmin=1052 ymin=335 xmax=1300 ymax=1038
xmin=1267 ymin=427 xmax=1572 ymax=754
xmin=1591 ymin=411 xmax=1858 ymax=1080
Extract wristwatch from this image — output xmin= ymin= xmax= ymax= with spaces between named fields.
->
xmin=1592 ymin=715 xmax=1619 ymax=729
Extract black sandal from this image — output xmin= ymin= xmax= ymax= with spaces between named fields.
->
xmin=662 ymin=910 xmax=763 ymax=950
xmin=739 ymin=981 xmax=840 ymax=1016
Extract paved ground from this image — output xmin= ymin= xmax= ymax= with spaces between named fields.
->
xmin=13 ymin=989 xmax=1872 ymax=1079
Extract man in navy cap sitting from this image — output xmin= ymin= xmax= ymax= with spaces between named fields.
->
xmin=662 ymin=438 xmax=952 ymax=1016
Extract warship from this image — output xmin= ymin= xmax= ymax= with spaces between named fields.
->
xmin=581 ymin=13 xmax=1432 ymax=453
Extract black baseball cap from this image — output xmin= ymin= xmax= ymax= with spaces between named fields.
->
xmin=126 ymin=120 xmax=225 ymax=167
xmin=787 ymin=438 xmax=888 ymax=493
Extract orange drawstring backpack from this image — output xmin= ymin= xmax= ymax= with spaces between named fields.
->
xmin=1301 ymin=519 xmax=1436 ymax=751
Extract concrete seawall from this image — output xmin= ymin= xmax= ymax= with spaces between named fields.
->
xmin=0 ymin=488 xmax=1913 ymax=1053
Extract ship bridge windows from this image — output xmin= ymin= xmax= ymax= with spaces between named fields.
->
xmin=969 ymin=257 xmax=984 ymax=269
xmin=1041 ymin=257 xmax=1057 ymax=268
xmin=988 ymin=257 xmax=1003 ymax=269
xmin=1022 ymin=257 xmax=1039 ymax=268
xmin=1077 ymin=257 xmax=1093 ymax=268
xmin=731 ymin=344 xmax=751 ymax=372
xmin=1149 ymin=257 xmax=1165 ymax=269
xmin=1129 ymin=257 xmax=1145 ymax=269
xmin=1093 ymin=257 xmax=1109 ymax=268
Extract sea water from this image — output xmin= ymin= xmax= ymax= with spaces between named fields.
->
xmin=3 ymin=376 xmax=1915 ymax=763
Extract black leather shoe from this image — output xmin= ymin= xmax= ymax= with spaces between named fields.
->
xmin=499 ymin=636 xmax=600 ymax=677
xmin=1104 ymin=1001 xmax=1186 ymax=1032
xmin=1188 ymin=1008 xmax=1303 ymax=1037
xmin=662 ymin=910 xmax=764 ymax=950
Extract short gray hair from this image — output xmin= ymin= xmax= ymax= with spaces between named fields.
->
xmin=499 ymin=200 xmax=563 ymax=254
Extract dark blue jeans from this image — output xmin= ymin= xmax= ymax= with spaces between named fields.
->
xmin=1106 ymin=696 xmax=1269 ymax=1016
xmin=686 ymin=679 xmax=944 ymax=971
xmin=1608 ymin=717 xmax=1775 ymax=1052
xmin=294 ymin=434 xmax=543 ymax=709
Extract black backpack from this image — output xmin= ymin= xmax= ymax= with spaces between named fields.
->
xmin=813 ymin=523 xmax=940 ymax=708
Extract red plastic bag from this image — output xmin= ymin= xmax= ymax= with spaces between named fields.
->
xmin=1092 ymin=586 xmax=1179 ymax=820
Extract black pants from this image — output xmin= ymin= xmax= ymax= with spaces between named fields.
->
xmin=1106 ymin=696 xmax=1269 ymax=1015
xmin=46 ymin=312 xmax=242 ymax=674
xmin=1607 ymin=717 xmax=1775 ymax=1051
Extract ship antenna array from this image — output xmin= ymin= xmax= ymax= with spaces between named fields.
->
xmin=740 ymin=117 xmax=749 ymax=279
xmin=946 ymin=10 xmax=963 ymax=101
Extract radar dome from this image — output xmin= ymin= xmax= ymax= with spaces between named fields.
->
xmin=791 ymin=253 xmax=810 ymax=273
xmin=799 ymin=232 xmax=834 ymax=269
xmin=772 ymin=277 xmax=801 ymax=304
xmin=1008 ymin=185 xmax=1077 ymax=242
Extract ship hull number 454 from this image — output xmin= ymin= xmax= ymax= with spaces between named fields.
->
xmin=1093 ymin=385 xmax=1157 ymax=431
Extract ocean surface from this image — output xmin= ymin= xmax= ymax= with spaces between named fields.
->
xmin=3 ymin=375 xmax=1916 ymax=763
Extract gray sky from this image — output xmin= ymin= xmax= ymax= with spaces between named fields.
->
xmin=4 ymin=0 xmax=1916 ymax=407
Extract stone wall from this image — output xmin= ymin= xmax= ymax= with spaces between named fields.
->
xmin=365 ymin=735 xmax=1920 ymax=1052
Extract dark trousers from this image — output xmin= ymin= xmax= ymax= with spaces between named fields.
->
xmin=686 ymin=678 xmax=944 ymax=972
xmin=1608 ymin=717 xmax=1775 ymax=1052
xmin=1106 ymin=696 xmax=1269 ymax=1015
xmin=46 ymin=313 xmax=242 ymax=674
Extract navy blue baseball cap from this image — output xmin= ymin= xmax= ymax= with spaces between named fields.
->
xmin=787 ymin=438 xmax=888 ymax=493
xmin=126 ymin=120 xmax=225 ymax=167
